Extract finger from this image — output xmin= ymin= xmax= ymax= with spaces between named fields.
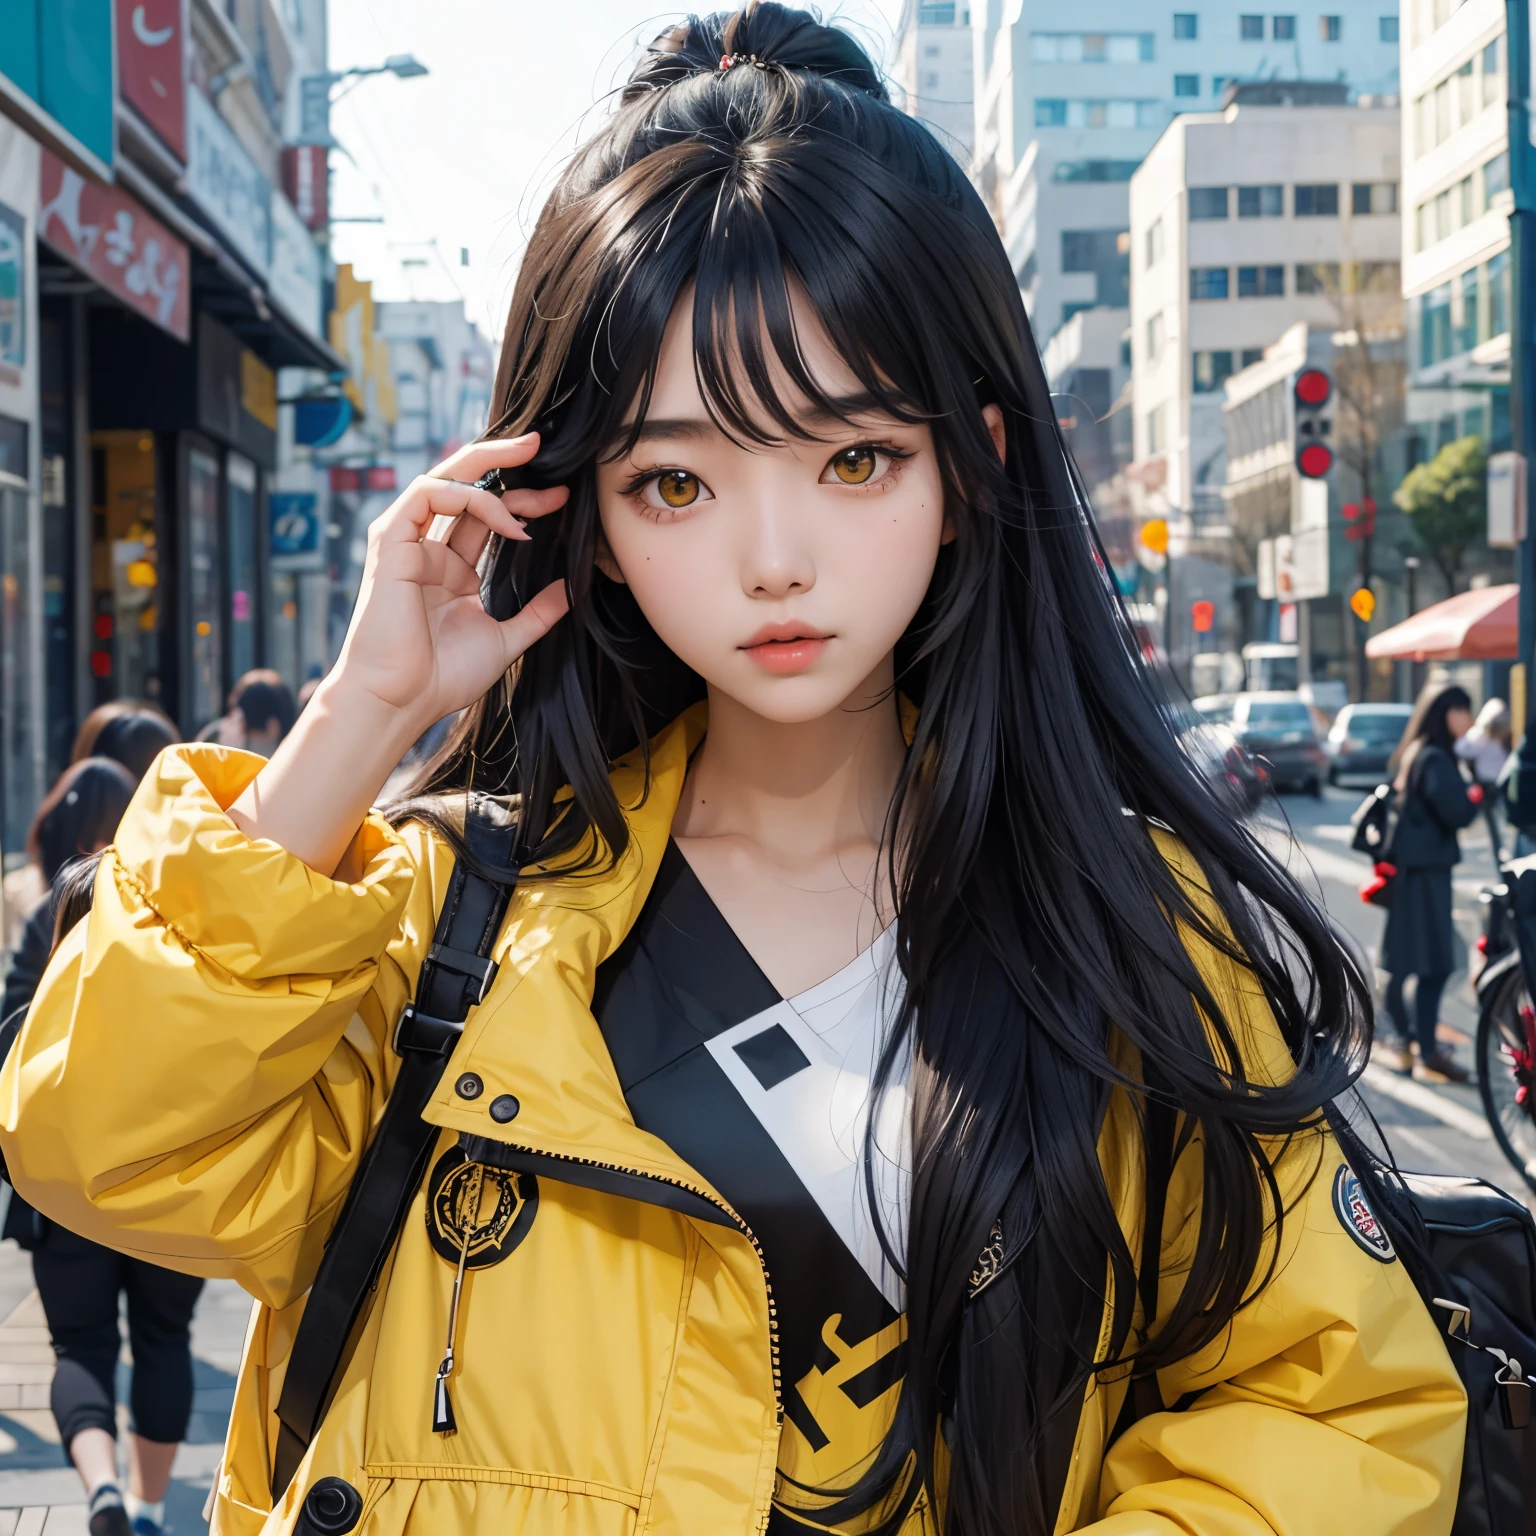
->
xmin=378 ymin=477 xmax=527 ymax=548
xmin=498 ymin=580 xmax=570 ymax=664
xmin=432 ymin=432 xmax=542 ymax=485
xmin=445 ymin=511 xmax=493 ymax=568
xmin=502 ymin=484 xmax=569 ymax=519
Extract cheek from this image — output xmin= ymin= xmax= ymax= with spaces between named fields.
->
xmin=598 ymin=499 xmax=734 ymax=649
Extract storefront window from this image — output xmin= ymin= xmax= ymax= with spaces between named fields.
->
xmin=0 ymin=461 xmax=43 ymax=945
xmin=186 ymin=444 xmax=222 ymax=733
xmin=90 ymin=431 xmax=162 ymax=708
xmin=227 ymin=453 xmax=257 ymax=683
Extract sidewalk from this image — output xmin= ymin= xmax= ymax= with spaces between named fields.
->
xmin=0 ymin=1234 xmax=247 ymax=1535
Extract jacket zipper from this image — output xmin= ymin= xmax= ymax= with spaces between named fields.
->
xmin=476 ymin=1139 xmax=784 ymax=1531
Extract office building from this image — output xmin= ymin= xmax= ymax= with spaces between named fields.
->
xmin=890 ymin=0 xmax=974 ymax=159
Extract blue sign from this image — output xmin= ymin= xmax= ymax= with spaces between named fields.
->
xmin=0 ymin=0 xmax=115 ymax=169
xmin=293 ymin=395 xmax=352 ymax=448
xmin=270 ymin=492 xmax=320 ymax=558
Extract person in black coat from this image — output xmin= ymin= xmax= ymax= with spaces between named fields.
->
xmin=1379 ymin=683 xmax=1478 ymax=1083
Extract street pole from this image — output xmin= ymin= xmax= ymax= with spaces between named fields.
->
xmin=1507 ymin=0 xmax=1536 ymax=827
xmin=1404 ymin=555 xmax=1421 ymax=701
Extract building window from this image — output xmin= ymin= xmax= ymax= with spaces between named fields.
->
xmin=1237 ymin=263 xmax=1285 ymax=296
xmin=1030 ymin=33 xmax=1156 ymax=63
xmin=1350 ymin=260 xmax=1401 ymax=292
xmin=1484 ymin=36 xmax=1503 ymax=108
xmin=1380 ymin=14 xmax=1398 ymax=41
xmin=1456 ymin=266 xmax=1480 ymax=354
xmin=1272 ymin=14 xmax=1296 ymax=39
xmin=1190 ymin=266 xmax=1230 ymax=300
xmin=1239 ymin=15 xmax=1264 ymax=39
xmin=1147 ymin=403 xmax=1166 ymax=454
xmin=1174 ymin=73 xmax=1199 ymax=96
xmin=1237 ymin=183 xmax=1283 ymax=217
xmin=1295 ymin=261 xmax=1341 ymax=294
xmin=1294 ymin=183 xmax=1340 ymax=216
xmin=1147 ymin=311 xmax=1165 ymax=359
xmin=923 ymin=71 xmax=941 ymax=87
xmin=1211 ymin=75 xmax=1228 ymax=96
xmin=1240 ymin=347 xmax=1265 ymax=367
xmin=1421 ymin=282 xmax=1451 ymax=367
xmin=1485 ymin=148 xmax=1511 ymax=207
xmin=1035 ymin=98 xmax=1162 ymax=128
xmin=1061 ymin=228 xmax=1131 ymax=305
xmin=1351 ymin=182 xmax=1398 ymax=214
xmin=1192 ymin=351 xmax=1236 ymax=393
xmin=924 ymin=44 xmax=941 ymax=57
xmin=1173 ymin=13 xmax=1198 ymax=39
xmin=1488 ymin=248 xmax=1510 ymax=339
xmin=1052 ymin=159 xmax=1141 ymax=181
xmin=1188 ymin=185 xmax=1229 ymax=219
xmin=917 ymin=1 xmax=956 ymax=20
xmin=1458 ymin=172 xmax=1474 ymax=226
xmin=1035 ymin=99 xmax=1068 ymax=126
xmin=1320 ymin=14 xmax=1342 ymax=39
xmin=1146 ymin=216 xmax=1165 ymax=267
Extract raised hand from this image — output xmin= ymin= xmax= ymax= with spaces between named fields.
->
xmin=228 ymin=434 xmax=570 ymax=875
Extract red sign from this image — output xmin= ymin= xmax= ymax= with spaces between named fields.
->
xmin=1190 ymin=599 xmax=1215 ymax=634
xmin=281 ymin=146 xmax=329 ymax=231
xmin=364 ymin=465 xmax=397 ymax=492
xmin=38 ymin=153 xmax=191 ymax=341
xmin=116 ymin=0 xmax=187 ymax=161
xmin=329 ymin=466 xmax=362 ymax=492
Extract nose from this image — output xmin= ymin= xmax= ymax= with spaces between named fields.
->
xmin=739 ymin=481 xmax=815 ymax=601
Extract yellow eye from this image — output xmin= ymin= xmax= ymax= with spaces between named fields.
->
xmin=830 ymin=447 xmax=878 ymax=485
xmin=656 ymin=470 xmax=700 ymax=507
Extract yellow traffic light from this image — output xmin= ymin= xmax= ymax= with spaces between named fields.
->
xmin=1140 ymin=518 xmax=1169 ymax=555
xmin=1349 ymin=587 xmax=1376 ymax=622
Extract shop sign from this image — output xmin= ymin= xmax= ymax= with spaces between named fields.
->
xmin=281 ymin=145 xmax=328 ymax=231
xmin=185 ymin=88 xmax=271 ymax=275
xmin=0 ymin=201 xmax=25 ymax=386
xmin=1 ymin=1 xmax=116 ymax=173
xmin=116 ymin=0 xmax=187 ymax=161
xmin=268 ymin=191 xmax=323 ymax=338
xmin=37 ymin=152 xmax=190 ymax=341
xmin=270 ymin=492 xmax=321 ymax=560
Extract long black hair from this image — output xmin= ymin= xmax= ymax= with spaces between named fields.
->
xmin=1391 ymin=681 xmax=1473 ymax=776
xmin=395 ymin=7 xmax=1369 ymax=1531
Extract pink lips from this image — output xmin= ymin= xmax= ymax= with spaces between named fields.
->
xmin=740 ymin=621 xmax=831 ymax=675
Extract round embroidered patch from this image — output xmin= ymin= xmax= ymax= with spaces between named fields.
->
xmin=1332 ymin=1163 xmax=1395 ymax=1262
xmin=425 ymin=1146 xmax=539 ymax=1269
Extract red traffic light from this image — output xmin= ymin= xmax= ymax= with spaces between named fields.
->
xmin=1295 ymin=368 xmax=1331 ymax=407
xmin=1297 ymin=443 xmax=1334 ymax=478
xmin=1191 ymin=599 xmax=1215 ymax=633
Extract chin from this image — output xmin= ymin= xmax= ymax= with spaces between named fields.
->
xmin=710 ymin=671 xmax=883 ymax=725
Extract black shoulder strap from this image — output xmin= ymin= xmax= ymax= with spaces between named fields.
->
xmin=272 ymin=803 xmax=519 ymax=1497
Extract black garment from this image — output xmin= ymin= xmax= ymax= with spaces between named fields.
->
xmin=31 ymin=1223 xmax=203 ymax=1446
xmin=1389 ymin=745 xmax=1477 ymax=870
xmin=1384 ymin=969 xmax=1450 ymax=1058
xmin=1 ymin=893 xmax=54 ymax=1024
xmin=1380 ymin=867 xmax=1458 ymax=982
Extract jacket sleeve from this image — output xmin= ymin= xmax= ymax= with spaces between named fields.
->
xmin=0 ymin=744 xmax=443 ymax=1309
xmin=1080 ymin=836 xmax=1467 ymax=1534
xmin=1417 ymin=748 xmax=1478 ymax=833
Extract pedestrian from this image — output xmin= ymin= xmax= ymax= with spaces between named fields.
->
xmin=0 ymin=756 xmax=203 ymax=1536
xmin=195 ymin=670 xmax=298 ymax=756
xmin=2 ymin=9 xmax=1464 ymax=1535
xmin=70 ymin=702 xmax=178 ymax=782
xmin=1455 ymin=695 xmax=1511 ymax=858
xmin=1377 ymin=683 xmax=1480 ymax=1083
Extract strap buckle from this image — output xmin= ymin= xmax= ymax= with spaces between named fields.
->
xmin=393 ymin=1005 xmax=465 ymax=1058
xmin=427 ymin=942 xmax=499 ymax=1004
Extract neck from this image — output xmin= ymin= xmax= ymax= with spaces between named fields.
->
xmin=673 ymin=659 xmax=906 ymax=869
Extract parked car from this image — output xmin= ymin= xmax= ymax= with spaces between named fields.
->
xmin=1324 ymin=702 xmax=1414 ymax=786
xmin=1171 ymin=706 xmax=1268 ymax=812
xmin=1227 ymin=692 xmax=1326 ymax=795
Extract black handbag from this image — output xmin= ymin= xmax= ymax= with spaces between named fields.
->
xmin=1350 ymin=782 xmax=1396 ymax=856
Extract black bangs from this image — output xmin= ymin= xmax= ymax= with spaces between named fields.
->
xmin=398 ymin=9 xmax=1371 ymax=1536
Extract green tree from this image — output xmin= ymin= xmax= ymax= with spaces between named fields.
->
xmin=1392 ymin=434 xmax=1488 ymax=595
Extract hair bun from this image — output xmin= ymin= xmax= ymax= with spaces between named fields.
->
xmin=627 ymin=2 xmax=887 ymax=103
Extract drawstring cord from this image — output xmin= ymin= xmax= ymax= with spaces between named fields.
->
xmin=433 ymin=1162 xmax=484 ymax=1434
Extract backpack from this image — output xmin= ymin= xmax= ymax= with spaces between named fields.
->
xmin=1122 ymin=1101 xmax=1536 ymax=1530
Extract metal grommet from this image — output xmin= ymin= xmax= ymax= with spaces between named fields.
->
xmin=489 ymin=1093 xmax=520 ymax=1124
xmin=454 ymin=1073 xmax=483 ymax=1101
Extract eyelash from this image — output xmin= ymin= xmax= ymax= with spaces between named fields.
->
xmin=620 ymin=442 xmax=915 ymax=516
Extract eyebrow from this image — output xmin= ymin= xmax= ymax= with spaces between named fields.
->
xmin=614 ymin=392 xmax=900 ymax=451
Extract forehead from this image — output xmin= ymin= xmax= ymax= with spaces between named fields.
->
xmin=643 ymin=282 xmax=870 ymax=431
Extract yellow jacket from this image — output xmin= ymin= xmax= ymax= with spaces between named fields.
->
xmin=0 ymin=708 xmax=1465 ymax=1536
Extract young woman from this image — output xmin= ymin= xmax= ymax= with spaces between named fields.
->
xmin=1 ymin=755 xmax=204 ymax=1536
xmin=1378 ymin=683 xmax=1479 ymax=1085
xmin=1 ymin=8 xmax=1464 ymax=1534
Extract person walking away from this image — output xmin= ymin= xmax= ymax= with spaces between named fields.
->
xmin=1455 ymin=696 xmax=1511 ymax=860
xmin=195 ymin=671 xmax=297 ymax=756
xmin=0 ymin=760 xmax=203 ymax=1536
xmin=69 ymin=703 xmax=177 ymax=782
xmin=1379 ymin=684 xmax=1479 ymax=1083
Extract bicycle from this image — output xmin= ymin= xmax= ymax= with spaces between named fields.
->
xmin=1473 ymin=861 xmax=1536 ymax=1194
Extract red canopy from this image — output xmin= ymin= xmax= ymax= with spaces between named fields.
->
xmin=1363 ymin=583 xmax=1518 ymax=662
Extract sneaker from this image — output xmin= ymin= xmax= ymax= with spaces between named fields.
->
xmin=130 ymin=1518 xmax=163 ymax=1536
xmin=1372 ymin=1037 xmax=1413 ymax=1074
xmin=1413 ymin=1044 xmax=1471 ymax=1085
xmin=88 ymin=1487 xmax=131 ymax=1536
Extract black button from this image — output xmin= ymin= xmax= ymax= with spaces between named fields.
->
xmin=489 ymin=1094 xmax=520 ymax=1123
xmin=454 ymin=1073 xmax=483 ymax=1100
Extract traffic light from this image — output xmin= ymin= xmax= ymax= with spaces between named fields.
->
xmin=1342 ymin=496 xmax=1377 ymax=541
xmin=1191 ymin=599 xmax=1215 ymax=633
xmin=1139 ymin=517 xmax=1169 ymax=554
xmin=1294 ymin=367 xmax=1333 ymax=478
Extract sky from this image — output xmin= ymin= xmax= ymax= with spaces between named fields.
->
xmin=326 ymin=0 xmax=908 ymax=342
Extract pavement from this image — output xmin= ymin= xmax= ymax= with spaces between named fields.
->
xmin=0 ymin=782 xmax=1526 ymax=1532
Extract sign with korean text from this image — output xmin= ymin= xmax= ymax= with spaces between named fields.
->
xmin=116 ymin=0 xmax=187 ymax=160
xmin=268 ymin=190 xmax=323 ymax=338
xmin=186 ymin=87 xmax=270 ymax=275
xmin=37 ymin=153 xmax=190 ymax=340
